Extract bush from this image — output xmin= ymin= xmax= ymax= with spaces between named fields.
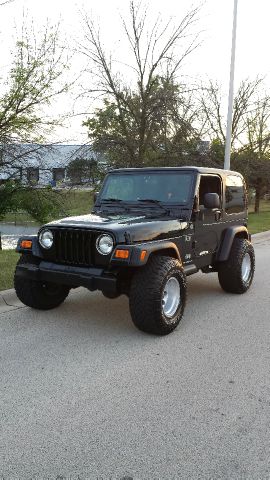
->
xmin=0 ymin=181 xmax=66 ymax=224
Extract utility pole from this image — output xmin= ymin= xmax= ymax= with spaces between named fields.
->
xmin=224 ymin=0 xmax=238 ymax=170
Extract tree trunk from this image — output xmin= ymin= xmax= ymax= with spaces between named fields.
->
xmin=254 ymin=187 xmax=261 ymax=213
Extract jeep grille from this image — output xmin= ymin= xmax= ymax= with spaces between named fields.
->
xmin=53 ymin=228 xmax=94 ymax=266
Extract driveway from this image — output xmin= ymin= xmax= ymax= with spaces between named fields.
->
xmin=1 ymin=234 xmax=270 ymax=479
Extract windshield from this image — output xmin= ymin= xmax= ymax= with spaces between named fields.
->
xmin=99 ymin=172 xmax=193 ymax=205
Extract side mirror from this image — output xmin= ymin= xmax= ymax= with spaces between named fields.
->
xmin=93 ymin=191 xmax=99 ymax=203
xmin=203 ymin=193 xmax=220 ymax=209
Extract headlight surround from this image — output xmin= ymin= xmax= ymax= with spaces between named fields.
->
xmin=39 ymin=229 xmax=54 ymax=249
xmin=96 ymin=234 xmax=114 ymax=255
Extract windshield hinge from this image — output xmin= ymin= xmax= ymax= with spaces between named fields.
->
xmin=124 ymin=231 xmax=132 ymax=245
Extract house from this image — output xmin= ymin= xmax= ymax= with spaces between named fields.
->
xmin=0 ymin=144 xmax=102 ymax=186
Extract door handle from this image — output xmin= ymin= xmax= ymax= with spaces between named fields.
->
xmin=215 ymin=210 xmax=222 ymax=221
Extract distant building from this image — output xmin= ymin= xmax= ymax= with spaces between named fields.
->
xmin=0 ymin=144 xmax=102 ymax=186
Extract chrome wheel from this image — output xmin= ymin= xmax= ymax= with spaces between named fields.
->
xmin=162 ymin=277 xmax=181 ymax=318
xmin=241 ymin=253 xmax=251 ymax=282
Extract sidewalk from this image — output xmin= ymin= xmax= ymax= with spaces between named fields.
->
xmin=1 ymin=231 xmax=269 ymax=315
xmin=0 ymin=288 xmax=24 ymax=314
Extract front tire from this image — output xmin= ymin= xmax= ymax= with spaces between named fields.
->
xmin=218 ymin=238 xmax=255 ymax=294
xmin=14 ymin=254 xmax=70 ymax=310
xmin=101 ymin=291 xmax=121 ymax=299
xmin=129 ymin=256 xmax=187 ymax=335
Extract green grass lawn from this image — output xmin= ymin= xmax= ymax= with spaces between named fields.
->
xmin=0 ymin=250 xmax=19 ymax=291
xmin=248 ymin=200 xmax=270 ymax=234
xmin=248 ymin=210 xmax=270 ymax=234
xmin=64 ymin=189 xmax=93 ymax=216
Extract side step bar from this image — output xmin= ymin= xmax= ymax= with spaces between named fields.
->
xmin=183 ymin=264 xmax=198 ymax=276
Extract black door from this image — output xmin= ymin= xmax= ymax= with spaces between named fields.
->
xmin=194 ymin=174 xmax=223 ymax=263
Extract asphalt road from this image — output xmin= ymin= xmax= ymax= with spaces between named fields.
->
xmin=1 ymin=236 xmax=270 ymax=479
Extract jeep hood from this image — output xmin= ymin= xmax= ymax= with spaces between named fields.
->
xmin=45 ymin=212 xmax=189 ymax=243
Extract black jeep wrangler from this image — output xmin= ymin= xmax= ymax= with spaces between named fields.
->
xmin=14 ymin=167 xmax=255 ymax=335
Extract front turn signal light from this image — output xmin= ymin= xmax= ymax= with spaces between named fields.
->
xmin=140 ymin=250 xmax=147 ymax=262
xmin=20 ymin=240 xmax=32 ymax=249
xmin=114 ymin=249 xmax=129 ymax=259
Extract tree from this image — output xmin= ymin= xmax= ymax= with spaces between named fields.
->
xmin=84 ymin=77 xmax=201 ymax=168
xmin=200 ymin=78 xmax=270 ymax=212
xmin=81 ymin=1 xmax=201 ymax=168
xmin=0 ymin=181 xmax=66 ymax=223
xmin=0 ymin=19 xmax=70 ymax=220
xmin=0 ymin=22 xmax=69 ymax=158
xmin=233 ymin=96 xmax=270 ymax=212
xmin=200 ymin=78 xmax=262 ymax=148
xmin=66 ymin=157 xmax=103 ymax=186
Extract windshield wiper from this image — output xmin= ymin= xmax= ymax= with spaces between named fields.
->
xmin=99 ymin=197 xmax=130 ymax=213
xmin=137 ymin=199 xmax=170 ymax=215
xmin=100 ymin=198 xmax=124 ymax=203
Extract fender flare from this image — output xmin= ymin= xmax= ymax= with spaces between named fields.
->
xmin=111 ymin=240 xmax=181 ymax=266
xmin=133 ymin=240 xmax=181 ymax=265
xmin=217 ymin=226 xmax=249 ymax=262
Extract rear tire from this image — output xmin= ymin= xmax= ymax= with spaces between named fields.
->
xmin=218 ymin=238 xmax=255 ymax=294
xmin=129 ymin=256 xmax=187 ymax=335
xmin=14 ymin=254 xmax=70 ymax=310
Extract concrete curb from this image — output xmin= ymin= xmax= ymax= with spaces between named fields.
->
xmin=1 ymin=230 xmax=269 ymax=314
xmin=0 ymin=288 xmax=24 ymax=314
xmin=251 ymin=230 xmax=270 ymax=244
xmin=0 ymin=286 xmax=82 ymax=315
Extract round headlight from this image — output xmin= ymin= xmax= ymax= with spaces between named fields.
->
xmin=96 ymin=234 xmax=114 ymax=255
xmin=39 ymin=229 xmax=54 ymax=249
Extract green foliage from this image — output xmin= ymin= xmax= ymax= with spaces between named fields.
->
xmin=0 ymin=22 xmax=70 ymax=223
xmin=0 ymin=24 xmax=68 ymax=144
xmin=84 ymin=77 xmax=200 ymax=168
xmin=232 ymin=151 xmax=270 ymax=212
xmin=16 ymin=188 xmax=65 ymax=224
xmin=0 ymin=181 xmax=20 ymax=220
xmin=0 ymin=182 xmax=65 ymax=224
xmin=82 ymin=2 xmax=202 ymax=167
xmin=66 ymin=157 xmax=104 ymax=185
xmin=200 ymin=80 xmax=270 ymax=212
xmin=208 ymin=139 xmax=225 ymax=168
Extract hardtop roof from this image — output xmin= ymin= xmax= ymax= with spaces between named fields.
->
xmin=110 ymin=166 xmax=242 ymax=177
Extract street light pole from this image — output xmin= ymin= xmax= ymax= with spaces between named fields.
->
xmin=224 ymin=0 xmax=238 ymax=170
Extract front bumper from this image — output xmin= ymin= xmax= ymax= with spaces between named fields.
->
xmin=15 ymin=261 xmax=118 ymax=294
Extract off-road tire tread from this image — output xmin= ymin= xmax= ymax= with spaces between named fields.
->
xmin=129 ymin=255 xmax=187 ymax=335
xmin=218 ymin=238 xmax=255 ymax=294
xmin=14 ymin=254 xmax=70 ymax=310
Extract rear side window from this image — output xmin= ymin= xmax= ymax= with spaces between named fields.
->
xmin=225 ymin=175 xmax=245 ymax=214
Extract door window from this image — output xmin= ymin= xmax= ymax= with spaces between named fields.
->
xmin=198 ymin=175 xmax=221 ymax=207
xmin=225 ymin=175 xmax=245 ymax=214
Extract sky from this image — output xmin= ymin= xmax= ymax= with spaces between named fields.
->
xmin=1 ymin=0 xmax=270 ymax=143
